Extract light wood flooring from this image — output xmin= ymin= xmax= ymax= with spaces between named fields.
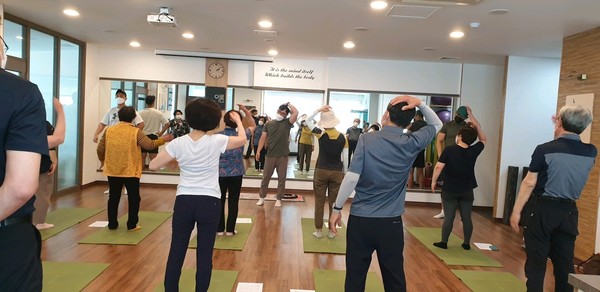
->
xmin=42 ymin=184 xmax=559 ymax=291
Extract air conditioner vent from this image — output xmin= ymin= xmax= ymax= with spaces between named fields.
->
xmin=438 ymin=56 xmax=461 ymax=61
xmin=402 ymin=0 xmax=483 ymax=5
xmin=253 ymin=30 xmax=277 ymax=37
xmin=386 ymin=5 xmax=440 ymax=19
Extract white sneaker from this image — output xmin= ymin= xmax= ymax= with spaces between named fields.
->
xmin=104 ymin=189 xmax=109 ymax=194
xmin=327 ymin=232 xmax=336 ymax=239
xmin=433 ymin=210 xmax=445 ymax=219
xmin=275 ymin=200 xmax=282 ymax=207
xmin=36 ymin=223 xmax=54 ymax=230
xmin=312 ymin=230 xmax=323 ymax=238
xmin=256 ymin=198 xmax=265 ymax=206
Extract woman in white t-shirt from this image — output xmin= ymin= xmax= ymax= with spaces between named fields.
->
xmin=149 ymin=99 xmax=247 ymax=292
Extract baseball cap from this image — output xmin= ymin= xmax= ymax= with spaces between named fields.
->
xmin=456 ymin=106 xmax=468 ymax=119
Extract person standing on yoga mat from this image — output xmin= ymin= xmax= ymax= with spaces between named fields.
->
xmin=510 ymin=105 xmax=596 ymax=292
xmin=304 ymin=105 xmax=348 ymax=239
xmin=149 ymin=99 xmax=247 ymax=292
xmin=217 ymin=105 xmax=255 ymax=236
xmin=97 ymin=106 xmax=172 ymax=231
xmin=329 ymin=96 xmax=442 ymax=292
xmin=431 ymin=106 xmax=486 ymax=251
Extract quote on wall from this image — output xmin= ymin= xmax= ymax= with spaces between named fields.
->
xmin=265 ymin=67 xmax=316 ymax=80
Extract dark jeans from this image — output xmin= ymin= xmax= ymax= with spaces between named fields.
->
xmin=348 ymin=140 xmax=358 ymax=162
xmin=298 ymin=143 xmax=313 ymax=172
xmin=218 ymin=176 xmax=242 ymax=233
xmin=165 ymin=195 xmax=221 ymax=292
xmin=346 ymin=215 xmax=406 ymax=292
xmin=253 ymin=145 xmax=266 ymax=170
xmin=0 ymin=219 xmax=42 ymax=292
xmin=440 ymin=190 xmax=474 ymax=244
xmin=107 ymin=176 xmax=141 ymax=229
xmin=524 ymin=197 xmax=578 ymax=292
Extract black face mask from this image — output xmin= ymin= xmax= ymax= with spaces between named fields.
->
xmin=454 ymin=116 xmax=465 ymax=123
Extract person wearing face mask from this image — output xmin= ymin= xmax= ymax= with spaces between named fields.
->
xmin=0 ymin=35 xmax=49 ymax=292
xmin=93 ymin=89 xmax=145 ymax=143
xmin=432 ymin=105 xmax=468 ymax=219
xmin=346 ymin=118 xmax=362 ymax=163
xmin=165 ymin=109 xmax=191 ymax=138
xmin=256 ymin=102 xmax=299 ymax=207
xmin=253 ymin=116 xmax=267 ymax=171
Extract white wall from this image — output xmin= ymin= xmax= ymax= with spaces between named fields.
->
xmin=82 ymin=44 xmax=102 ymax=184
xmin=494 ymin=56 xmax=561 ymax=218
xmin=461 ymin=63 xmax=505 ymax=207
xmin=327 ymin=58 xmax=462 ymax=95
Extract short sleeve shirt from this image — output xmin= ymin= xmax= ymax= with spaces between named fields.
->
xmin=139 ymin=108 xmax=168 ymax=135
xmin=101 ymin=107 xmax=144 ymax=126
xmin=0 ymin=70 xmax=49 ymax=218
xmin=166 ymin=134 xmax=229 ymax=199
xmin=264 ymin=118 xmax=293 ymax=158
xmin=439 ymin=120 xmax=466 ymax=148
xmin=438 ymin=142 xmax=485 ymax=193
xmin=346 ymin=127 xmax=362 ymax=141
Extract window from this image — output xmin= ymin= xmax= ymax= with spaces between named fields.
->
xmin=4 ymin=20 xmax=24 ymax=58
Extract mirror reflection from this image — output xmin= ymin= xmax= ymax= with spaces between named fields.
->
xmin=98 ymin=80 xmax=458 ymax=191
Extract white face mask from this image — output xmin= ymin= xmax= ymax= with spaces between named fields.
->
xmin=116 ymin=97 xmax=125 ymax=105
xmin=175 ymin=115 xmax=182 ymax=120
xmin=274 ymin=114 xmax=284 ymax=121
xmin=258 ymin=121 xmax=264 ymax=126
xmin=353 ymin=122 xmax=359 ymax=127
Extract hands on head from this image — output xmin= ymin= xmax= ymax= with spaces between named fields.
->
xmin=389 ymin=95 xmax=422 ymax=110
xmin=319 ymin=105 xmax=332 ymax=112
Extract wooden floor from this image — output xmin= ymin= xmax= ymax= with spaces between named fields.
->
xmin=42 ymin=184 xmax=558 ymax=291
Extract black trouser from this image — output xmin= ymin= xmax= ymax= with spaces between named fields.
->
xmin=0 ymin=218 xmax=42 ymax=292
xmin=348 ymin=140 xmax=358 ymax=162
xmin=346 ymin=214 xmax=406 ymax=292
xmin=107 ymin=176 xmax=141 ymax=230
xmin=524 ymin=196 xmax=578 ymax=292
xmin=440 ymin=190 xmax=474 ymax=244
xmin=165 ymin=195 xmax=221 ymax=292
xmin=253 ymin=145 xmax=266 ymax=170
xmin=218 ymin=176 xmax=242 ymax=233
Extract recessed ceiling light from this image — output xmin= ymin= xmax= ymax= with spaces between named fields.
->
xmin=258 ymin=20 xmax=273 ymax=28
xmin=16 ymin=36 xmax=23 ymax=40
xmin=449 ymin=31 xmax=465 ymax=39
xmin=63 ymin=9 xmax=79 ymax=17
xmin=268 ymin=49 xmax=278 ymax=56
xmin=370 ymin=1 xmax=388 ymax=10
xmin=343 ymin=41 xmax=356 ymax=49
xmin=182 ymin=33 xmax=194 ymax=39
xmin=354 ymin=27 xmax=369 ymax=31
xmin=129 ymin=41 xmax=141 ymax=47
xmin=489 ymin=9 xmax=509 ymax=15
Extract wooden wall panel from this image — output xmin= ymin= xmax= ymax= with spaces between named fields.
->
xmin=557 ymin=27 xmax=600 ymax=260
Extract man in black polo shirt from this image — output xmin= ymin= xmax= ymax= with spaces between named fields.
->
xmin=0 ymin=36 xmax=49 ymax=291
xmin=510 ymin=105 xmax=597 ymax=291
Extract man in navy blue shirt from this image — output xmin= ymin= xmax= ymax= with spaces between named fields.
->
xmin=0 ymin=35 xmax=49 ymax=291
xmin=329 ymin=95 xmax=442 ymax=292
xmin=511 ymin=105 xmax=597 ymax=291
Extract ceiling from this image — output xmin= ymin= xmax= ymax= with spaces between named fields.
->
xmin=2 ymin=0 xmax=600 ymax=64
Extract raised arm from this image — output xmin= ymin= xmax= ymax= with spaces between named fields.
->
xmin=305 ymin=105 xmax=331 ymax=132
xmin=288 ymin=102 xmax=299 ymax=124
xmin=238 ymin=104 xmax=256 ymax=133
xmin=435 ymin=132 xmax=445 ymax=158
xmin=466 ymin=106 xmax=487 ymax=145
xmin=226 ymin=111 xmax=248 ymax=150
xmin=48 ymin=98 xmax=66 ymax=148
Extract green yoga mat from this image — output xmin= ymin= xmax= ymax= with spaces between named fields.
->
xmin=314 ymin=269 xmax=384 ymax=292
xmin=302 ymin=218 xmax=346 ymax=254
xmin=43 ymin=261 xmax=109 ymax=292
xmin=79 ymin=211 xmax=172 ymax=245
xmin=189 ymin=216 xmax=254 ymax=250
xmin=154 ymin=269 xmax=238 ymax=292
xmin=40 ymin=207 xmax=104 ymax=240
xmin=452 ymin=270 xmax=526 ymax=292
xmin=405 ymin=227 xmax=502 ymax=267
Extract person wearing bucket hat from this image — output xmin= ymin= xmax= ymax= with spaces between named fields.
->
xmin=433 ymin=105 xmax=469 ymax=219
xmin=256 ymin=102 xmax=299 ymax=207
xmin=328 ymin=96 xmax=443 ymax=292
xmin=303 ymin=105 xmax=348 ymax=238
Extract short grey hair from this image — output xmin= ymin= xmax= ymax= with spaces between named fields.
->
xmin=558 ymin=105 xmax=593 ymax=134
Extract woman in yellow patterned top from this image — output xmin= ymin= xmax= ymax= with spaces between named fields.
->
xmin=97 ymin=106 xmax=173 ymax=230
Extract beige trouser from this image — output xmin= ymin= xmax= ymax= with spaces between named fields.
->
xmin=33 ymin=171 xmax=55 ymax=224
xmin=313 ymin=168 xmax=343 ymax=229
xmin=259 ymin=156 xmax=288 ymax=200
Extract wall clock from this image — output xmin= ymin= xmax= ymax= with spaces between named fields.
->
xmin=208 ymin=62 xmax=225 ymax=79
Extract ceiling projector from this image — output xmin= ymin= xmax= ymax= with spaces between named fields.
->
xmin=147 ymin=7 xmax=178 ymax=27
